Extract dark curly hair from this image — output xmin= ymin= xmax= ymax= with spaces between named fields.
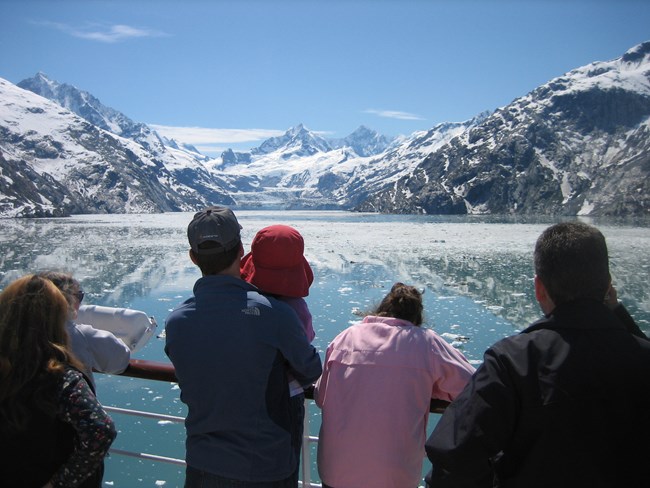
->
xmin=372 ymin=282 xmax=424 ymax=326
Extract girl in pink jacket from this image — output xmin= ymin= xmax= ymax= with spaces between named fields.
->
xmin=314 ymin=282 xmax=475 ymax=488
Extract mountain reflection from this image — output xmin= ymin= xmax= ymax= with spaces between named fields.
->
xmin=0 ymin=211 xmax=648 ymax=334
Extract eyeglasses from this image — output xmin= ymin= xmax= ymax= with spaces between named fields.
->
xmin=75 ymin=291 xmax=85 ymax=303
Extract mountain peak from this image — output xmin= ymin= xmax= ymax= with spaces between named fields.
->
xmin=251 ymin=123 xmax=331 ymax=157
xmin=329 ymin=125 xmax=394 ymax=157
xmin=289 ymin=123 xmax=307 ymax=132
xmin=622 ymin=41 xmax=650 ymax=64
xmin=286 ymin=123 xmax=312 ymax=139
xmin=19 ymin=72 xmax=62 ymax=99
xmin=348 ymin=125 xmax=373 ymax=137
xmin=19 ymin=73 xmax=140 ymax=137
xmin=34 ymin=71 xmax=53 ymax=83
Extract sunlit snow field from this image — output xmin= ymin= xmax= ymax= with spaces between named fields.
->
xmin=1 ymin=210 xmax=648 ymax=487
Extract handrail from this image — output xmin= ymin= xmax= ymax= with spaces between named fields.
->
xmin=120 ymin=359 xmax=450 ymax=413
xmin=106 ymin=358 xmax=449 ymax=487
xmin=121 ymin=358 xmax=178 ymax=382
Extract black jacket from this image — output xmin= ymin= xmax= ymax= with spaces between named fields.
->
xmin=0 ymin=367 xmax=105 ymax=488
xmin=425 ymin=300 xmax=650 ymax=488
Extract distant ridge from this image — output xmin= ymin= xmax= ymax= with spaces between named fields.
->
xmin=357 ymin=42 xmax=650 ymax=216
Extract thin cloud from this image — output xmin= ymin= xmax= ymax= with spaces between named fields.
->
xmin=364 ymin=109 xmax=424 ymax=121
xmin=34 ymin=21 xmax=168 ymax=43
xmin=149 ymin=124 xmax=285 ymax=145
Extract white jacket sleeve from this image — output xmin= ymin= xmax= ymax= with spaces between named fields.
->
xmin=75 ymin=322 xmax=131 ymax=374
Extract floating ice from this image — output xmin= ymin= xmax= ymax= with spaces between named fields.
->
xmin=441 ymin=332 xmax=470 ymax=343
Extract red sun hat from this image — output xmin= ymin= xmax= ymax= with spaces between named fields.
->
xmin=241 ymin=224 xmax=314 ymax=298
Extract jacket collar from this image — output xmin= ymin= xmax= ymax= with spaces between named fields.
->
xmin=523 ymin=299 xmax=627 ymax=335
xmin=193 ymin=274 xmax=256 ymax=295
xmin=361 ymin=315 xmax=416 ymax=328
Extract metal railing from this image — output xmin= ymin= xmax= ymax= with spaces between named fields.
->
xmin=104 ymin=359 xmax=450 ymax=487
xmin=117 ymin=358 xmax=451 ymax=411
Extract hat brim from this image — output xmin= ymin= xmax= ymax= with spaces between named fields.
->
xmin=241 ymin=253 xmax=313 ymax=298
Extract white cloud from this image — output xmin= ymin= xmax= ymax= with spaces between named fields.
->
xmin=364 ymin=109 xmax=424 ymax=121
xmin=149 ymin=125 xmax=285 ymax=145
xmin=35 ymin=21 xmax=168 ymax=43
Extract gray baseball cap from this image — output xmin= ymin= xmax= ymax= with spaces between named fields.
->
xmin=187 ymin=206 xmax=242 ymax=254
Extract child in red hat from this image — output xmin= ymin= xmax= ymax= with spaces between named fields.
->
xmin=241 ymin=224 xmax=316 ymax=483
xmin=241 ymin=224 xmax=315 ymax=346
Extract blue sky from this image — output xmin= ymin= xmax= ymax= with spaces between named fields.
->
xmin=1 ymin=0 xmax=649 ymax=156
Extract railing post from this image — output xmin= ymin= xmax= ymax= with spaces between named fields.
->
xmin=301 ymin=400 xmax=312 ymax=488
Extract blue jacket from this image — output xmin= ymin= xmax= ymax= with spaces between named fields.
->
xmin=164 ymin=275 xmax=322 ymax=482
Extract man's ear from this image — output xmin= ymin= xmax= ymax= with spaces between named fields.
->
xmin=535 ymin=275 xmax=554 ymax=315
xmin=189 ymin=249 xmax=199 ymax=265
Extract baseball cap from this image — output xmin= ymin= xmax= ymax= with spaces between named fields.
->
xmin=187 ymin=206 xmax=242 ymax=254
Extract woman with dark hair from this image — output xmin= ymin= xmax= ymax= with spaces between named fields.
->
xmin=314 ymin=283 xmax=475 ymax=488
xmin=0 ymin=274 xmax=116 ymax=488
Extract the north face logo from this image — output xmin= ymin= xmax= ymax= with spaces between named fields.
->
xmin=241 ymin=307 xmax=261 ymax=316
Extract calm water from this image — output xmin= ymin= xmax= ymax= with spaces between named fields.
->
xmin=1 ymin=210 xmax=648 ymax=487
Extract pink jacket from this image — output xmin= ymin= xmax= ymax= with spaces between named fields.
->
xmin=314 ymin=316 xmax=475 ymax=488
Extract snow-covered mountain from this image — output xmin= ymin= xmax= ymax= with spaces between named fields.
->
xmin=19 ymin=72 xmax=207 ymax=163
xmin=17 ymin=73 xmax=228 ymax=201
xmin=358 ymin=42 xmax=650 ymax=216
xmin=18 ymin=73 xmax=154 ymax=144
xmin=1 ymin=41 xmax=649 ymax=217
xmin=0 ymin=77 xmax=234 ymax=216
xmin=219 ymin=125 xmax=395 ymax=170
xmin=203 ymin=43 xmax=649 ymax=215
xmin=206 ymin=118 xmax=482 ymax=209
xmin=11 ymin=73 xmax=417 ymax=213
xmin=328 ymin=125 xmax=395 ymax=156
xmin=252 ymin=123 xmax=332 ymax=157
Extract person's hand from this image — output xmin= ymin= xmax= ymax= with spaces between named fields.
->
xmin=41 ymin=482 xmax=54 ymax=488
xmin=604 ymin=284 xmax=619 ymax=310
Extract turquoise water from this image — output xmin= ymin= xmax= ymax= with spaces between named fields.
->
xmin=1 ymin=210 xmax=648 ymax=487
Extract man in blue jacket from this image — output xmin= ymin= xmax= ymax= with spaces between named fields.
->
xmin=425 ymin=221 xmax=650 ymax=488
xmin=165 ymin=206 xmax=322 ymax=488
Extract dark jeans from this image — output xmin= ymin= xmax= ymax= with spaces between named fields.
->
xmin=185 ymin=466 xmax=296 ymax=488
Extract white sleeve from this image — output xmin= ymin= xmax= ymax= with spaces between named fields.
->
xmin=75 ymin=323 xmax=131 ymax=374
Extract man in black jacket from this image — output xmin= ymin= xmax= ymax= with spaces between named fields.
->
xmin=425 ymin=221 xmax=650 ymax=488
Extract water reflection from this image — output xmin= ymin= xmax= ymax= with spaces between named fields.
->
xmin=0 ymin=211 xmax=648 ymax=332
xmin=0 ymin=214 xmax=191 ymax=306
